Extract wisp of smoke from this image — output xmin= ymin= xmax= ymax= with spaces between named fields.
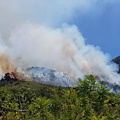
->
xmin=0 ymin=0 xmax=120 ymax=86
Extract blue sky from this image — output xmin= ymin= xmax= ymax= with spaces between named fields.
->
xmin=71 ymin=2 xmax=120 ymax=59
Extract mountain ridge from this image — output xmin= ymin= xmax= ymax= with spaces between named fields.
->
xmin=112 ymin=56 xmax=120 ymax=73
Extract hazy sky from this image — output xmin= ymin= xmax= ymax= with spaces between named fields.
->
xmin=0 ymin=0 xmax=120 ymax=59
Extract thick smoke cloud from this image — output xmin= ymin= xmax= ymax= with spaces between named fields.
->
xmin=1 ymin=23 xmax=119 ymax=85
xmin=0 ymin=0 xmax=120 ymax=85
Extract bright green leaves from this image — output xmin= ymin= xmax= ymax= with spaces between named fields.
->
xmin=28 ymin=97 xmax=54 ymax=120
xmin=0 ymin=76 xmax=120 ymax=119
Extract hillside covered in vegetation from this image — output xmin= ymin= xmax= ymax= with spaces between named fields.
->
xmin=0 ymin=75 xmax=120 ymax=120
xmin=112 ymin=56 xmax=120 ymax=73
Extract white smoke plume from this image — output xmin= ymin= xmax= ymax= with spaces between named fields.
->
xmin=0 ymin=0 xmax=119 ymax=30
xmin=0 ymin=23 xmax=119 ymax=85
xmin=0 ymin=0 xmax=120 ymax=86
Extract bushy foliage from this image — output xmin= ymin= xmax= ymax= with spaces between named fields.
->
xmin=0 ymin=76 xmax=120 ymax=120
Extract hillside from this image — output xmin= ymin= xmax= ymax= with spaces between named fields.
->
xmin=0 ymin=75 xmax=120 ymax=119
xmin=0 ymin=56 xmax=120 ymax=119
xmin=112 ymin=56 xmax=120 ymax=73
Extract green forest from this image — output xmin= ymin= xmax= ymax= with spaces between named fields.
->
xmin=0 ymin=75 xmax=120 ymax=120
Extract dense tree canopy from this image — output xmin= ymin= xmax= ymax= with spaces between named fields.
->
xmin=0 ymin=75 xmax=120 ymax=120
